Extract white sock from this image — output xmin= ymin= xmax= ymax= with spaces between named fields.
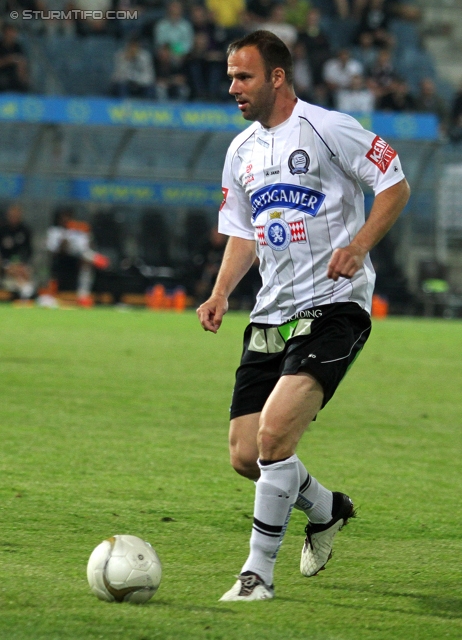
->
xmin=241 ymin=455 xmax=300 ymax=586
xmin=294 ymin=459 xmax=333 ymax=524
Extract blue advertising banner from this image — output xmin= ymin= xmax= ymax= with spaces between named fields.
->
xmin=4 ymin=173 xmax=223 ymax=206
xmin=0 ymin=95 xmax=439 ymax=139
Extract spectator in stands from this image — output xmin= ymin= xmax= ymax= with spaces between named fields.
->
xmin=71 ymin=0 xmax=115 ymax=36
xmin=354 ymin=0 xmax=395 ymax=48
xmin=285 ymin=0 xmax=312 ymax=31
xmin=205 ymin=0 xmax=247 ymax=40
xmin=376 ymin=75 xmax=417 ymax=112
xmin=292 ymin=41 xmax=313 ymax=102
xmin=0 ymin=23 xmax=29 ymax=93
xmin=336 ymin=73 xmax=375 ymax=113
xmin=186 ymin=5 xmax=225 ymax=101
xmin=262 ymin=3 xmax=298 ymax=51
xmin=155 ymin=43 xmax=190 ymax=99
xmin=351 ymin=31 xmax=379 ymax=75
xmin=246 ymin=0 xmax=277 ymax=25
xmin=42 ymin=0 xmax=76 ymax=37
xmin=115 ymin=0 xmax=167 ymax=39
xmin=415 ymin=77 xmax=449 ymax=136
xmin=314 ymin=0 xmax=351 ymax=19
xmin=323 ymin=48 xmax=364 ymax=103
xmin=449 ymin=80 xmax=462 ymax=143
xmin=111 ymin=36 xmax=156 ymax=98
xmin=0 ymin=203 xmax=34 ymax=300
xmin=154 ymin=0 xmax=194 ymax=64
xmin=297 ymin=8 xmax=331 ymax=87
xmin=367 ymin=45 xmax=395 ymax=101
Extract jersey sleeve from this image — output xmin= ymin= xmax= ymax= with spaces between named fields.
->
xmin=321 ymin=111 xmax=405 ymax=195
xmin=218 ymin=145 xmax=255 ymax=240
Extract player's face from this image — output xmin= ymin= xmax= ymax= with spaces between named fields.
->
xmin=228 ymin=46 xmax=276 ymax=126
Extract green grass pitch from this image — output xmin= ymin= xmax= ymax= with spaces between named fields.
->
xmin=0 ymin=306 xmax=461 ymax=640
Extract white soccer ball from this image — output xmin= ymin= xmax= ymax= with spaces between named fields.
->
xmin=87 ymin=534 xmax=162 ymax=603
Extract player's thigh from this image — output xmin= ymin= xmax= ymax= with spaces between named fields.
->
xmin=229 ymin=412 xmax=260 ymax=479
xmin=258 ymin=372 xmax=324 ymax=460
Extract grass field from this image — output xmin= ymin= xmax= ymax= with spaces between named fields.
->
xmin=0 ymin=306 xmax=461 ymax=640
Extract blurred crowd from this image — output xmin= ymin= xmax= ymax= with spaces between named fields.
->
xmin=1 ymin=0 xmax=462 ymax=138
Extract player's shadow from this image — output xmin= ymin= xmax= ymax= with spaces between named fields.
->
xmin=316 ymin=583 xmax=462 ymax=620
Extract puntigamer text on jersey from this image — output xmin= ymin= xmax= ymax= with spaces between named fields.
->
xmin=251 ymin=184 xmax=326 ymax=221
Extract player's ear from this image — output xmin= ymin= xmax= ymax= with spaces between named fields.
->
xmin=272 ymin=67 xmax=285 ymax=89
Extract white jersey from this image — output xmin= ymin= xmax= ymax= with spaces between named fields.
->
xmin=219 ymin=99 xmax=405 ymax=324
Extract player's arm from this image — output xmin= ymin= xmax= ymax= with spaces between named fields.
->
xmin=327 ymin=177 xmax=410 ymax=281
xmin=196 ymin=236 xmax=256 ymax=333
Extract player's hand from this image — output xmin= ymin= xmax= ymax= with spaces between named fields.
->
xmin=196 ymin=294 xmax=229 ymax=333
xmin=327 ymin=244 xmax=367 ymax=281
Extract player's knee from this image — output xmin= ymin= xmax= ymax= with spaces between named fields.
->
xmin=229 ymin=448 xmax=259 ymax=480
xmin=257 ymin=423 xmax=292 ymax=461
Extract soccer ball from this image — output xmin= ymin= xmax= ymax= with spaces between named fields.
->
xmin=87 ymin=534 xmax=162 ymax=603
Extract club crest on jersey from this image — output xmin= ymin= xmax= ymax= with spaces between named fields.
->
xmin=288 ymin=149 xmax=310 ymax=174
xmin=264 ymin=219 xmax=291 ymax=251
xmin=256 ymin=217 xmax=307 ymax=249
xmin=251 ymin=184 xmax=325 ymax=221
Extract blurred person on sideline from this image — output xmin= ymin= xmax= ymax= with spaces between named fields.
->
xmin=0 ymin=203 xmax=34 ymax=300
xmin=0 ymin=23 xmax=29 ymax=93
xmin=194 ymin=227 xmax=228 ymax=302
xmin=197 ymin=30 xmax=410 ymax=601
xmin=46 ymin=207 xmax=109 ymax=304
xmin=111 ymin=36 xmax=156 ymax=98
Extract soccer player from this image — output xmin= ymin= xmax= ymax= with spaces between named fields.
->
xmin=196 ymin=30 xmax=410 ymax=601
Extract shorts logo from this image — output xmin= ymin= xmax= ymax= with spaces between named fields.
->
xmin=220 ymin=187 xmax=228 ymax=211
xmin=288 ymin=149 xmax=310 ymax=174
xmin=366 ymin=136 xmax=397 ymax=174
xmin=256 ymin=218 xmax=307 ymax=248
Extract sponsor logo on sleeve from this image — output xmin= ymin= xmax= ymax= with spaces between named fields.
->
xmin=366 ymin=136 xmax=397 ymax=174
xmin=251 ymin=183 xmax=325 ymax=221
xmin=220 ymin=187 xmax=229 ymax=211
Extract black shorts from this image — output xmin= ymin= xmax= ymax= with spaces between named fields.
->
xmin=230 ymin=302 xmax=371 ymax=420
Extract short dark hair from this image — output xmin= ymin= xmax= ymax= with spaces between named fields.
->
xmin=227 ymin=30 xmax=294 ymax=86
